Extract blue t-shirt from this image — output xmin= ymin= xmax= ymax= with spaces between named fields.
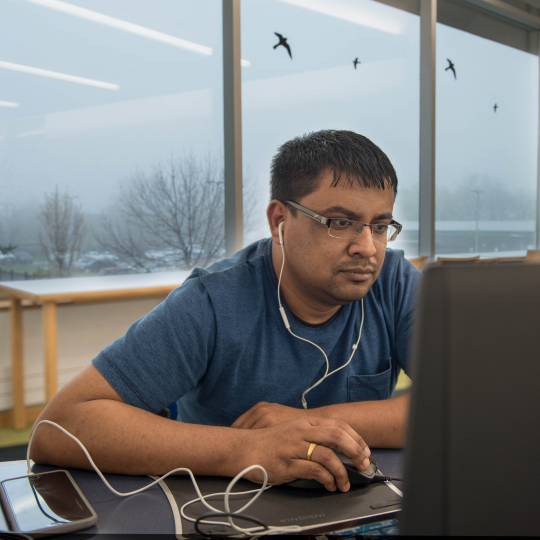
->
xmin=93 ymin=238 xmax=421 ymax=426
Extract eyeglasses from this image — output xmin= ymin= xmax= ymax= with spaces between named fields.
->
xmin=285 ymin=200 xmax=402 ymax=243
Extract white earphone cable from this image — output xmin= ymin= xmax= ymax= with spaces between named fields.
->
xmin=26 ymin=420 xmax=302 ymax=536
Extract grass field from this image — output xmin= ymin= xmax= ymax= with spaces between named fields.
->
xmin=0 ymin=264 xmax=48 ymax=274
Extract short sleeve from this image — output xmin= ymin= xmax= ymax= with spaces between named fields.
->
xmin=92 ymin=276 xmax=216 ymax=413
xmin=393 ymin=255 xmax=422 ymax=377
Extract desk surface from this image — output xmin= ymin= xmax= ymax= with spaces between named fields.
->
xmin=0 ymin=461 xmax=176 ymax=538
xmin=0 ymin=450 xmax=403 ymax=537
xmin=0 ymin=271 xmax=191 ymax=301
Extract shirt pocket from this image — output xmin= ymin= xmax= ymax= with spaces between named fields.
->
xmin=347 ymin=364 xmax=392 ymax=402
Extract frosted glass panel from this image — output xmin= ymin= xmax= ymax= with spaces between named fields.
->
xmin=0 ymin=0 xmax=224 ymax=279
xmin=241 ymin=0 xmax=420 ymax=257
xmin=435 ymin=23 xmax=538 ymax=256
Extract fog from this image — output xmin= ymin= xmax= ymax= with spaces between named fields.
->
xmin=0 ymin=0 xmax=537 ymax=268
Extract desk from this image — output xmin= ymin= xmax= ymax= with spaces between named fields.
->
xmin=0 ymin=449 xmax=403 ymax=537
xmin=0 ymin=272 xmax=190 ymax=430
xmin=0 ymin=460 xmax=176 ymax=538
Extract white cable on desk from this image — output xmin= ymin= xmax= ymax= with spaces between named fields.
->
xmin=26 ymin=420 xmax=302 ymax=536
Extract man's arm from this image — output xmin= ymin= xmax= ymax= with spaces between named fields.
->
xmin=315 ymin=394 xmax=409 ymax=447
xmin=31 ymin=364 xmax=372 ymax=492
xmin=232 ymin=395 xmax=410 ymax=448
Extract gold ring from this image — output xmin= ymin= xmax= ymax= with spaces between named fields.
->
xmin=307 ymin=442 xmax=318 ymax=461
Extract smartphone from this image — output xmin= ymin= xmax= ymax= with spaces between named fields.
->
xmin=0 ymin=470 xmax=97 ymax=538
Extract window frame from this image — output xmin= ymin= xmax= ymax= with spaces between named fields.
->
xmin=223 ymin=0 xmax=540 ymax=258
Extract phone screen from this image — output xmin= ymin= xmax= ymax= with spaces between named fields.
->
xmin=2 ymin=471 xmax=93 ymax=533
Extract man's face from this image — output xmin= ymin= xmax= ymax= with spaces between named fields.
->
xmin=284 ymin=170 xmax=395 ymax=307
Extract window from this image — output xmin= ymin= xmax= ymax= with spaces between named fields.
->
xmin=0 ymin=0 xmax=224 ymax=279
xmin=435 ymin=19 xmax=539 ymax=256
xmin=241 ymin=0 xmax=420 ymax=256
xmin=1 ymin=0 xmax=538 ymax=279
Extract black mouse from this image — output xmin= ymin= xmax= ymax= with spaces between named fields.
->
xmin=284 ymin=448 xmax=385 ymax=489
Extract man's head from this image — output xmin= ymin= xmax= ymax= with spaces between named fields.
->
xmin=267 ymin=130 xmax=398 ymax=309
xmin=270 ymin=130 xmax=397 ymax=205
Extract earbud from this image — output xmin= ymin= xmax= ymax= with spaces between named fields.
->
xmin=278 ymin=222 xmax=284 ymax=245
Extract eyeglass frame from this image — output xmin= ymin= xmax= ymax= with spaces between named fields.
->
xmin=284 ymin=200 xmax=403 ymax=242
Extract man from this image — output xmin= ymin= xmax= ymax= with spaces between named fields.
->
xmin=32 ymin=130 xmax=420 ymax=493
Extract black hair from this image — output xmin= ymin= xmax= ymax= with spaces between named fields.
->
xmin=270 ymin=130 xmax=398 ymax=209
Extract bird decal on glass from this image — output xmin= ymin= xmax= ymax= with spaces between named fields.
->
xmin=445 ymin=58 xmax=456 ymax=79
xmin=353 ymin=57 xmax=361 ymax=69
xmin=494 ymin=103 xmax=498 ymax=113
xmin=273 ymin=32 xmax=292 ymax=59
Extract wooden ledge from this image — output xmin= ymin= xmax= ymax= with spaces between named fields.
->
xmin=0 ymin=299 xmax=41 ymax=311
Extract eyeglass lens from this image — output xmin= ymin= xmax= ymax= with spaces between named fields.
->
xmin=328 ymin=220 xmax=399 ymax=242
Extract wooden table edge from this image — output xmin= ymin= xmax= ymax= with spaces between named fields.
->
xmin=0 ymin=285 xmax=39 ymax=302
xmin=0 ymin=284 xmax=181 ymax=304
xmin=1 ymin=282 xmax=182 ymax=431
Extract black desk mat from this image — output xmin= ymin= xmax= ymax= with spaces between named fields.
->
xmin=163 ymin=474 xmax=402 ymax=536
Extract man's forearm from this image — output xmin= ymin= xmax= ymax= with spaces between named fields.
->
xmin=312 ymin=393 xmax=410 ymax=448
xmin=31 ymin=364 xmax=376 ymax=491
xmin=32 ymin=398 xmax=247 ymax=477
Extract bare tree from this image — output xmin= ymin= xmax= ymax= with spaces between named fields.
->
xmin=0 ymin=244 xmax=17 ymax=255
xmin=96 ymin=155 xmax=263 ymax=272
xmin=95 ymin=216 xmax=152 ymax=273
xmin=38 ymin=187 xmax=86 ymax=277
xmin=96 ymin=155 xmax=229 ymax=271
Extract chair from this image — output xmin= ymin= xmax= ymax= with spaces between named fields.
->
xmin=495 ymin=256 xmax=526 ymax=265
xmin=475 ymin=256 xmax=524 ymax=265
xmin=475 ymin=257 xmax=499 ymax=265
xmin=435 ymin=255 xmax=480 ymax=267
xmin=525 ymin=250 xmax=540 ymax=264
xmin=408 ymin=256 xmax=428 ymax=272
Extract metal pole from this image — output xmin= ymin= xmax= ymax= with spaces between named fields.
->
xmin=471 ymin=189 xmax=484 ymax=253
xmin=459 ymin=0 xmax=540 ymax=31
xmin=537 ymin=42 xmax=540 ymax=249
xmin=476 ymin=192 xmax=479 ymax=253
xmin=419 ymin=0 xmax=437 ymax=259
xmin=0 ymin=203 xmax=13 ymax=246
xmin=223 ymin=0 xmax=243 ymax=258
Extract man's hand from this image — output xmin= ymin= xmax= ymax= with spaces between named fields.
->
xmin=232 ymin=402 xmax=308 ymax=429
xmin=239 ymin=416 xmax=371 ymax=492
xmin=233 ymin=395 xmax=411 ymax=448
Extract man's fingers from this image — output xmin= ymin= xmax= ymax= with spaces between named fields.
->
xmin=241 ymin=417 xmax=375 ymax=492
xmin=232 ymin=415 xmax=251 ymax=429
xmin=301 ymin=423 xmax=371 ymax=473
xmin=308 ymin=444 xmax=350 ymax=491
xmin=290 ymin=458 xmax=338 ymax=492
xmin=232 ymin=409 xmax=257 ymax=429
xmin=251 ymin=415 xmax=271 ymax=429
xmin=232 ymin=402 xmax=269 ymax=429
xmin=305 ymin=417 xmax=370 ymax=455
